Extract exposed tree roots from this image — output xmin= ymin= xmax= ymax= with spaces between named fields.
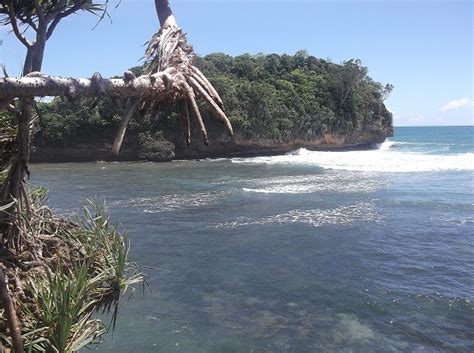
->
xmin=0 ymin=192 xmax=143 ymax=352
xmin=0 ymin=2 xmax=232 ymax=350
xmin=0 ymin=25 xmax=234 ymax=156
xmin=111 ymin=23 xmax=233 ymax=154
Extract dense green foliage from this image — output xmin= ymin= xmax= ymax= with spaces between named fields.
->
xmin=34 ymin=51 xmax=393 ymax=150
xmin=196 ymin=51 xmax=392 ymax=140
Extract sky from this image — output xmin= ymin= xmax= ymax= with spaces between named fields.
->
xmin=0 ymin=0 xmax=472 ymax=126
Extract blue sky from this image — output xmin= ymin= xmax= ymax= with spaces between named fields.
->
xmin=1 ymin=0 xmax=472 ymax=126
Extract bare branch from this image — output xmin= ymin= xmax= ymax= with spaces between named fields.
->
xmin=111 ymin=99 xmax=140 ymax=155
xmin=178 ymin=100 xmax=191 ymax=145
xmin=17 ymin=14 xmax=37 ymax=32
xmin=6 ymin=1 xmax=32 ymax=48
xmin=46 ymin=0 xmax=88 ymax=40
xmin=33 ymin=0 xmax=46 ymax=29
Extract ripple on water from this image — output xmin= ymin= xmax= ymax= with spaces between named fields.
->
xmin=211 ymin=202 xmax=381 ymax=229
xmin=109 ymin=191 xmax=228 ymax=213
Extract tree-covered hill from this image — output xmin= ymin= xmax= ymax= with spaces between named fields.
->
xmin=32 ymin=51 xmax=393 ymax=161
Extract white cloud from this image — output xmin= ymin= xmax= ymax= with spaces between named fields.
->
xmin=441 ymin=98 xmax=474 ymax=112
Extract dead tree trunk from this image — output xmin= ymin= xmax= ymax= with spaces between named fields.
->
xmin=112 ymin=99 xmax=140 ymax=155
xmin=2 ymin=1 xmax=233 ymax=350
xmin=0 ymin=73 xmax=174 ymax=99
xmin=0 ymin=0 xmax=233 ymax=228
xmin=0 ymin=0 xmax=233 ymax=349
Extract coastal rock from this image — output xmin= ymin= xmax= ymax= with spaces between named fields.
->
xmin=30 ymin=123 xmax=391 ymax=163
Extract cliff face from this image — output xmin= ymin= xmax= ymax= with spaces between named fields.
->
xmin=167 ymin=118 xmax=393 ymax=160
xmin=31 ymin=120 xmax=392 ymax=163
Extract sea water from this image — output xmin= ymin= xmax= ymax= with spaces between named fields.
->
xmin=32 ymin=126 xmax=474 ymax=352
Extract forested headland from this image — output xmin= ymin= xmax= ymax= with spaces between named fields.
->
xmin=32 ymin=51 xmax=393 ymax=162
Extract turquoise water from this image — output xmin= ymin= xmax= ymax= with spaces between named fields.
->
xmin=32 ymin=126 xmax=474 ymax=352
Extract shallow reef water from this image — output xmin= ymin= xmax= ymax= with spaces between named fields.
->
xmin=33 ymin=126 xmax=474 ymax=352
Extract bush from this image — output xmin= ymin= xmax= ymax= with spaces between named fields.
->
xmin=138 ymin=131 xmax=175 ymax=161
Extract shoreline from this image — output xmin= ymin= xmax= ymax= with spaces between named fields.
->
xmin=30 ymin=141 xmax=383 ymax=164
xmin=31 ymin=129 xmax=392 ymax=163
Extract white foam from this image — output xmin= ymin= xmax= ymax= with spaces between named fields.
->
xmin=378 ymin=140 xmax=396 ymax=151
xmin=241 ymin=174 xmax=385 ymax=194
xmin=232 ymin=146 xmax=474 ymax=173
xmin=211 ymin=202 xmax=380 ymax=229
xmin=110 ymin=191 xmax=226 ymax=213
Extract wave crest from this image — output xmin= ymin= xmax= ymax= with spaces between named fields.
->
xmin=232 ymin=147 xmax=473 ymax=173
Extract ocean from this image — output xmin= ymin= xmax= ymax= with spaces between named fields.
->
xmin=32 ymin=126 xmax=474 ymax=352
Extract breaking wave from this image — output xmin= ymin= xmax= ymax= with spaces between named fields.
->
xmin=231 ymin=143 xmax=473 ymax=173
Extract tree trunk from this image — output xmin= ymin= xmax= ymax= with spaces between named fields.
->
xmin=22 ymin=50 xmax=33 ymax=77
xmin=0 ymin=1 xmax=233 ymax=351
xmin=0 ymin=268 xmax=24 ymax=353
xmin=0 ymin=73 xmax=172 ymax=99
xmin=2 ymin=35 xmax=46 ymax=252
xmin=112 ymin=99 xmax=140 ymax=155
xmin=1 ymin=100 xmax=32 ymax=197
xmin=155 ymin=0 xmax=176 ymax=28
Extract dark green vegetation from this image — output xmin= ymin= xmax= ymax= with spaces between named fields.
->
xmin=33 ymin=51 xmax=393 ymax=160
xmin=196 ymin=51 xmax=393 ymax=139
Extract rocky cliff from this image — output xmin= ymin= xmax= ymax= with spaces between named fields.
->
xmin=31 ymin=119 xmax=392 ymax=163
